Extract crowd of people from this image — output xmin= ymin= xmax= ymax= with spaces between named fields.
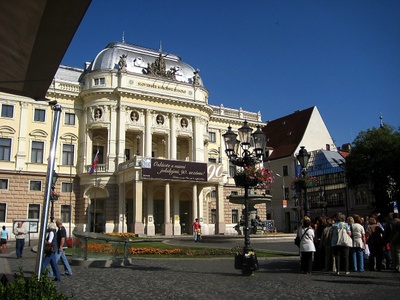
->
xmin=297 ymin=211 xmax=400 ymax=275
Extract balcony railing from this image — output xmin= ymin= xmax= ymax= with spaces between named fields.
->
xmin=85 ymin=164 xmax=108 ymax=173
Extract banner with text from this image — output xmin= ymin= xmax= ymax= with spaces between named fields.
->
xmin=141 ymin=158 xmax=208 ymax=182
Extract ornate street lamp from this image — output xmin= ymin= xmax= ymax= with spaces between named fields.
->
xmin=296 ymin=146 xmax=310 ymax=216
xmin=223 ymin=121 xmax=266 ymax=276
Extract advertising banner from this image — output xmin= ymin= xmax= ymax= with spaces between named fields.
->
xmin=141 ymin=158 xmax=207 ymax=182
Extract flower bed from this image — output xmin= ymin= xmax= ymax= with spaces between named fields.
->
xmin=78 ymin=242 xmax=235 ymax=257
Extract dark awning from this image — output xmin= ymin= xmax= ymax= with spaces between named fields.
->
xmin=0 ymin=0 xmax=91 ymax=100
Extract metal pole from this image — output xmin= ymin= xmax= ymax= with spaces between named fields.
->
xmin=35 ymin=102 xmax=62 ymax=279
xmin=302 ymin=169 xmax=309 ymax=217
xmin=244 ymin=184 xmax=250 ymax=251
xmin=304 ymin=185 xmax=308 ymax=216
xmin=50 ymin=199 xmax=54 ymax=223
xmin=69 ymin=136 xmax=73 ymax=238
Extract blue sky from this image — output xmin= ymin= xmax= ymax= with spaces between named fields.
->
xmin=61 ymin=0 xmax=400 ymax=148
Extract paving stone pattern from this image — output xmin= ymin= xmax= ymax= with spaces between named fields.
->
xmin=1 ymin=238 xmax=399 ymax=300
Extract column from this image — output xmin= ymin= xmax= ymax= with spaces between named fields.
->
xmin=173 ymin=187 xmax=181 ymax=235
xmin=145 ymin=110 xmax=152 ymax=157
xmin=163 ymin=182 xmax=173 ymax=235
xmin=16 ymin=102 xmax=28 ymax=170
xmin=215 ymin=183 xmax=226 ymax=234
xmin=117 ymin=105 xmax=127 ymax=164
xmin=86 ymin=130 xmax=93 ymax=172
xmin=146 ymin=184 xmax=155 ymax=236
xmin=192 ymin=184 xmax=198 ymax=222
xmin=118 ymin=175 xmax=126 ymax=232
xmin=170 ymin=113 xmax=177 ymax=160
xmin=80 ymin=107 xmax=89 ymax=173
xmin=192 ymin=117 xmax=205 ymax=162
xmin=108 ymin=105 xmax=117 ymax=172
xmin=132 ymin=180 xmax=144 ymax=234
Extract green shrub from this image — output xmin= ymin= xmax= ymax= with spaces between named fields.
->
xmin=0 ymin=268 xmax=72 ymax=300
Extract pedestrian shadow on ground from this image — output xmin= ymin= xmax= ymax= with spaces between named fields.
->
xmin=258 ymin=259 xmax=300 ymax=273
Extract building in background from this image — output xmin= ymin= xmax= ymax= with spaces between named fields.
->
xmin=0 ymin=41 xmax=267 ymax=237
xmin=264 ymin=108 xmax=375 ymax=232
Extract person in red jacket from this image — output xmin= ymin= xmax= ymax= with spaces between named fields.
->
xmin=192 ymin=218 xmax=201 ymax=242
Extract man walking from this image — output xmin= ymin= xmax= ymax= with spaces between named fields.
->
xmin=55 ymin=219 xmax=73 ymax=276
xmin=13 ymin=221 xmax=27 ymax=258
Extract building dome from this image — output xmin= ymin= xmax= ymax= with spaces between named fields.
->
xmin=80 ymin=42 xmax=203 ymax=86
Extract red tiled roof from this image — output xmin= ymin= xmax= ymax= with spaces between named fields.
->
xmin=262 ymin=107 xmax=314 ymax=160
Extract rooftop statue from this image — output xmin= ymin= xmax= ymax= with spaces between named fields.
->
xmin=145 ymin=53 xmax=177 ymax=80
xmin=118 ymin=54 xmax=127 ymax=71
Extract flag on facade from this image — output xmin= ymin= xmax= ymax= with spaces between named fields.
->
xmin=89 ymin=150 xmax=99 ymax=175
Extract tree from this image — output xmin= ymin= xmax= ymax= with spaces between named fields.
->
xmin=345 ymin=124 xmax=400 ymax=214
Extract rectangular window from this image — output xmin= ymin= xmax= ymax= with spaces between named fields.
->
xmin=1 ymin=104 xmax=14 ymax=118
xmin=94 ymin=78 xmax=105 ymax=85
xmin=0 ymin=138 xmax=11 ymax=161
xmin=209 ymin=132 xmax=216 ymax=143
xmin=282 ymin=165 xmax=288 ymax=176
xmin=232 ymin=209 xmax=239 ymax=224
xmin=284 ymin=187 xmax=290 ymax=200
xmin=211 ymin=209 xmax=216 ymax=224
xmin=0 ymin=203 xmax=6 ymax=222
xmin=28 ymin=204 xmax=40 ymax=219
xmin=208 ymin=158 xmax=217 ymax=163
xmin=210 ymin=190 xmax=216 ymax=200
xmin=31 ymin=141 xmax=44 ymax=163
xmin=62 ymin=144 xmax=74 ymax=165
xmin=34 ymin=108 xmax=46 ymax=122
xmin=29 ymin=180 xmax=42 ymax=191
xmin=0 ymin=179 xmax=9 ymax=190
xmin=61 ymin=182 xmax=73 ymax=193
xmin=64 ymin=113 xmax=76 ymax=125
xmin=61 ymin=205 xmax=71 ymax=222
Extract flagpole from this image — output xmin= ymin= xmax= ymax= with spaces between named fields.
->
xmin=94 ymin=165 xmax=97 ymax=232
xmin=89 ymin=148 xmax=99 ymax=232
xmin=69 ymin=136 xmax=73 ymax=238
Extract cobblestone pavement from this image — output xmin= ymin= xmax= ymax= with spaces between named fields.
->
xmin=1 ymin=237 xmax=399 ymax=300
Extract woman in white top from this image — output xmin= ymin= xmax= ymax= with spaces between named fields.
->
xmin=298 ymin=216 xmax=316 ymax=274
xmin=348 ymin=215 xmax=366 ymax=272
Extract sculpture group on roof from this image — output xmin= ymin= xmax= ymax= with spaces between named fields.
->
xmin=145 ymin=53 xmax=177 ymax=80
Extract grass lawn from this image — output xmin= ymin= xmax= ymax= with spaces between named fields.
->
xmin=68 ymin=238 xmax=296 ymax=259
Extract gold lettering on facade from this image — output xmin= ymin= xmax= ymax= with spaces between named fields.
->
xmin=137 ymin=81 xmax=187 ymax=94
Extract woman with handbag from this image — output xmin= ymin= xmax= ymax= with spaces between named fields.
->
xmin=298 ymin=216 xmax=316 ymax=274
xmin=41 ymin=222 xmax=61 ymax=281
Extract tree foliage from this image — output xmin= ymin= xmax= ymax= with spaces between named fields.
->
xmin=345 ymin=124 xmax=400 ymax=214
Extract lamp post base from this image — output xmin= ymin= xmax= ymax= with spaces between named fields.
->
xmin=234 ymin=247 xmax=259 ymax=276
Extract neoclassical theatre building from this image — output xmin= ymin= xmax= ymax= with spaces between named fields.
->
xmin=0 ymin=41 xmax=267 ymax=237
